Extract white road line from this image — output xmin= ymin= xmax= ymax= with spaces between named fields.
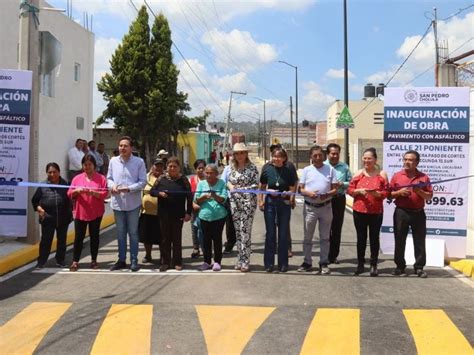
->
xmin=32 ymin=268 xmax=245 ymax=276
xmin=443 ymin=266 xmax=474 ymax=288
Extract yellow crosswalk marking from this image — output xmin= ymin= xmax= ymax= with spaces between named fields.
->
xmin=403 ymin=309 xmax=473 ymax=355
xmin=195 ymin=305 xmax=275 ymax=355
xmin=300 ymin=308 xmax=360 ymax=355
xmin=0 ymin=302 xmax=72 ymax=354
xmin=91 ymin=304 xmax=153 ymax=355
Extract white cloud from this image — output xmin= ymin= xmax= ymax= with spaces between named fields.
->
xmin=325 ymin=68 xmax=355 ymax=79
xmin=216 ymin=72 xmax=256 ymax=94
xmin=366 ymin=12 xmax=474 ymax=86
xmin=201 ymin=29 xmax=278 ymax=71
xmin=65 ymin=0 xmax=316 ymax=23
xmin=301 ymin=81 xmax=335 ymax=120
xmin=93 ymin=37 xmax=120 ymax=120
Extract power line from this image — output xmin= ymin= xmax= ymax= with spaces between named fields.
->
xmin=403 ymin=36 xmax=473 ymax=86
xmin=440 ymin=4 xmax=474 ymax=21
xmin=140 ymin=0 xmax=227 ymax=115
xmin=385 ymin=22 xmax=433 ymax=87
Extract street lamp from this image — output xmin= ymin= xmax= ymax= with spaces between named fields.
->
xmin=278 ymin=60 xmax=299 ymax=167
xmin=224 ymin=91 xmax=246 ymax=153
xmin=252 ymin=97 xmax=267 ymax=160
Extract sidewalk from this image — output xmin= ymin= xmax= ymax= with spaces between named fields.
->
xmin=0 ymin=205 xmax=115 ymax=276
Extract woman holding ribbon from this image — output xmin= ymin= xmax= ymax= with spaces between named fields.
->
xmin=68 ymin=155 xmax=108 ymax=271
xmin=32 ymin=162 xmax=73 ymax=269
xmin=150 ymin=157 xmax=192 ymax=272
xmin=348 ymin=147 xmax=389 ymax=276
xmin=259 ymin=148 xmax=297 ymax=272
xmin=227 ymin=143 xmax=258 ymax=272
xmin=194 ymin=164 xmax=227 ymax=271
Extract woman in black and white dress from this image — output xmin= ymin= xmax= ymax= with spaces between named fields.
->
xmin=226 ymin=143 xmax=258 ymax=272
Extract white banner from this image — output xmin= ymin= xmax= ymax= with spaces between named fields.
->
xmin=381 ymin=87 xmax=470 ymax=258
xmin=0 ymin=69 xmax=32 ymax=237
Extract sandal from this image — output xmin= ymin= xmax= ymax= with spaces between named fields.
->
xmin=91 ymin=261 xmax=99 ymax=270
xmin=69 ymin=261 xmax=79 ymax=272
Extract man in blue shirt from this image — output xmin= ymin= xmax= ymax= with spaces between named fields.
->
xmin=107 ymin=136 xmax=147 ymax=271
xmin=325 ymin=143 xmax=352 ymax=264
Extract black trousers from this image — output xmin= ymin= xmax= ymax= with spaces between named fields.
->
xmin=353 ymin=211 xmax=382 ymax=266
xmin=38 ymin=223 xmax=69 ymax=266
xmin=159 ymin=213 xmax=184 ymax=267
xmin=329 ymin=194 xmax=346 ymax=262
xmin=73 ymin=217 xmax=102 ymax=262
xmin=201 ymin=218 xmax=226 ymax=264
xmin=224 ymin=208 xmax=236 ymax=250
xmin=393 ymin=207 xmax=427 ymax=270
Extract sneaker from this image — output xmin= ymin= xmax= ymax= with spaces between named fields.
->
xmin=198 ymin=262 xmax=211 ymax=271
xmin=392 ymin=268 xmax=406 ymax=276
xmin=297 ymin=262 xmax=312 ymax=272
xmin=223 ymin=248 xmax=233 ymax=255
xmin=191 ymin=249 xmax=201 ymax=259
xmin=265 ymin=265 xmax=274 ymax=273
xmin=142 ymin=256 xmax=152 ymax=264
xmin=329 ymin=258 xmax=340 ymax=265
xmin=159 ymin=264 xmax=169 ymax=272
xmin=56 ymin=262 xmax=67 ymax=268
xmin=279 ymin=265 xmax=289 ymax=273
xmin=130 ymin=261 xmax=140 ymax=272
xmin=370 ymin=265 xmax=378 ymax=277
xmin=416 ymin=269 xmax=428 ymax=278
xmin=175 ymin=265 xmax=183 ymax=271
xmin=234 ymin=263 xmax=242 ymax=271
xmin=320 ymin=265 xmax=331 ymax=275
xmin=212 ymin=262 xmax=221 ymax=272
xmin=34 ymin=264 xmax=44 ymax=270
xmin=110 ymin=261 xmax=127 ymax=271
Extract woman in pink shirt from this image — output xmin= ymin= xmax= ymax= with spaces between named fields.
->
xmin=67 ymin=155 xmax=108 ymax=271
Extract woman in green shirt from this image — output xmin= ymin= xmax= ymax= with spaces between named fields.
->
xmin=194 ymin=164 xmax=228 ymax=271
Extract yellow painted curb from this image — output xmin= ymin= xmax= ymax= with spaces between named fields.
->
xmin=449 ymin=260 xmax=474 ymax=278
xmin=0 ymin=214 xmax=115 ymax=276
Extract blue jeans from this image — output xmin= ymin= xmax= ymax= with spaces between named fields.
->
xmin=113 ymin=207 xmax=141 ymax=263
xmin=263 ymin=196 xmax=291 ymax=268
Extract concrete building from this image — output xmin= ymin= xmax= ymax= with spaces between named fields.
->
xmin=326 ymin=98 xmax=384 ymax=169
xmin=1 ymin=0 xmax=94 ymax=181
xmin=314 ymin=121 xmax=327 ymax=146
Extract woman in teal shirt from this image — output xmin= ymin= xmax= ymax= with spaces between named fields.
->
xmin=194 ymin=164 xmax=228 ymax=271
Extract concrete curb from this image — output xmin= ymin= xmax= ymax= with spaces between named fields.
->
xmin=449 ymin=259 xmax=474 ymax=278
xmin=0 ymin=214 xmax=115 ymax=276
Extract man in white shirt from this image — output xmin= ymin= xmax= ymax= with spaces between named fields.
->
xmin=298 ymin=145 xmax=338 ymax=274
xmin=68 ymin=138 xmax=85 ymax=182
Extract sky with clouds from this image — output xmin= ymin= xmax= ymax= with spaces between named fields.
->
xmin=48 ymin=0 xmax=473 ymax=123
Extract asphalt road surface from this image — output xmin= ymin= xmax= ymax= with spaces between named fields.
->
xmin=1 ymin=204 xmax=473 ymax=354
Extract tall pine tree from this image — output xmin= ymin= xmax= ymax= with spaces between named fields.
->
xmin=97 ymin=6 xmax=207 ymax=166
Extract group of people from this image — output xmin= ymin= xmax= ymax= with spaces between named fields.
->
xmin=33 ymin=135 xmax=433 ymax=278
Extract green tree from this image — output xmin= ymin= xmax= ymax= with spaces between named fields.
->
xmin=97 ymin=6 xmax=151 ymax=145
xmin=97 ymin=7 xmax=207 ymax=166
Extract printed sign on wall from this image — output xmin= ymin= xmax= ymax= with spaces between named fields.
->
xmin=0 ymin=69 xmax=32 ymax=237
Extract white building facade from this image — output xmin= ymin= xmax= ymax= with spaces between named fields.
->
xmin=0 ymin=0 xmax=94 ymax=181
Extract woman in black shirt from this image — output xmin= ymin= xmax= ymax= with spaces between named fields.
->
xmin=151 ymin=157 xmax=192 ymax=272
xmin=259 ymin=148 xmax=297 ymax=272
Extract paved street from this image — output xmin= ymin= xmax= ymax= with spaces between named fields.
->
xmin=1 ymin=205 xmax=473 ymax=354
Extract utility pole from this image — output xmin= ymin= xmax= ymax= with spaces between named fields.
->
xmin=343 ymin=0 xmax=350 ymax=166
xmin=433 ymin=7 xmax=440 ymax=86
xmin=224 ymin=91 xmax=246 ymax=154
xmin=19 ymin=0 xmax=40 ymax=244
xmin=290 ymin=96 xmax=294 ymax=162
xmin=278 ymin=60 xmax=299 ymax=167
xmin=252 ymin=97 xmax=266 ymax=160
xmin=258 ymin=118 xmax=261 ymax=158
